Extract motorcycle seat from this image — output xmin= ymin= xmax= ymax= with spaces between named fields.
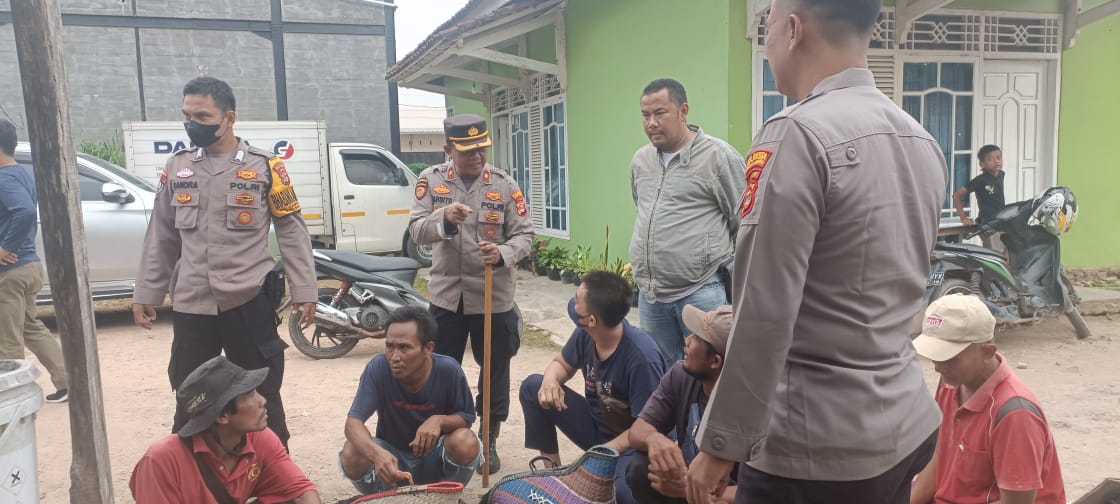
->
xmin=936 ymin=242 xmax=1003 ymax=258
xmin=315 ymin=249 xmax=421 ymax=273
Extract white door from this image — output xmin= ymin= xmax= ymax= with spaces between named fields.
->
xmin=981 ymin=60 xmax=1054 ymax=204
xmin=329 ymin=146 xmax=415 ymax=253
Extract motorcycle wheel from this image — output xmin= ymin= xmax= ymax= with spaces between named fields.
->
xmin=288 ymin=287 xmax=361 ymax=359
xmin=910 ymin=278 xmax=976 ymax=339
xmin=1058 ymin=271 xmax=1091 ymax=339
xmin=935 ymin=278 xmax=975 ymax=297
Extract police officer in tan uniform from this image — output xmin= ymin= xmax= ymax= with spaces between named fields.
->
xmin=410 ymin=114 xmax=534 ymax=474
xmin=132 ymin=76 xmax=317 ymax=450
xmin=687 ymin=1 xmax=946 ymax=503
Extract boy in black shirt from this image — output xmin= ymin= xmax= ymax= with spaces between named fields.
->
xmin=953 ymin=144 xmax=1006 ymax=250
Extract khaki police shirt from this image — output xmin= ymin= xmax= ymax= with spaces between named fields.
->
xmin=698 ymin=69 xmax=946 ymax=480
xmin=133 ymin=139 xmax=317 ymax=315
xmin=409 ymin=163 xmax=534 ymax=314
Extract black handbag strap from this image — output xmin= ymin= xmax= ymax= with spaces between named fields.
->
xmin=180 ymin=436 xmax=239 ymax=504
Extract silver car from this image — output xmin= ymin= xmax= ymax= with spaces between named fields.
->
xmin=13 ymin=142 xmax=156 ymax=304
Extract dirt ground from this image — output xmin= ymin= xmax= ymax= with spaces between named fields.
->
xmin=25 ymin=302 xmax=1120 ymax=503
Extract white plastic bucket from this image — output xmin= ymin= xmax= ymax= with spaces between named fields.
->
xmin=0 ymin=360 xmax=44 ymax=503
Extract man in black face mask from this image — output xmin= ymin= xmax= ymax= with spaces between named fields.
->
xmin=626 ymin=305 xmax=737 ymax=504
xmin=518 ymin=270 xmax=665 ymax=504
xmin=132 ymin=76 xmax=318 ymax=451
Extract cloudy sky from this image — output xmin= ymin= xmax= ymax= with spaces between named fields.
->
xmin=394 ymin=0 xmax=470 ymax=109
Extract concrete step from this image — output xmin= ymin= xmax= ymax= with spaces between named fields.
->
xmin=1076 ymin=286 xmax=1120 ymax=316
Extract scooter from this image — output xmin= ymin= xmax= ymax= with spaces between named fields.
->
xmin=288 ymin=249 xmax=429 ymax=359
xmin=923 ymin=187 xmax=1091 ymax=339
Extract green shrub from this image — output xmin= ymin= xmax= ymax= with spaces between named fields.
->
xmin=79 ymin=135 xmax=126 ymax=166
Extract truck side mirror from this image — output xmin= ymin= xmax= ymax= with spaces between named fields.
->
xmin=101 ymin=182 xmax=134 ymax=204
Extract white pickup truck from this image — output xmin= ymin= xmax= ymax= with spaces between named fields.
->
xmin=122 ymin=120 xmax=432 ymax=266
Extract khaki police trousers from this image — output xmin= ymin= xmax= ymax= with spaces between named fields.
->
xmin=0 ymin=263 xmax=68 ymax=390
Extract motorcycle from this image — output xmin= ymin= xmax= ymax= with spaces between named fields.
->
xmin=923 ymin=186 xmax=1091 ymax=339
xmin=288 ymin=249 xmax=429 ymax=359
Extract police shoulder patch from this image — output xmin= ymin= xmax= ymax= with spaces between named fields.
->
xmin=269 ymin=158 xmax=292 ymax=185
xmin=740 ymin=148 xmax=773 ymax=219
xmin=415 ymin=176 xmax=429 ymax=200
xmin=267 ymin=157 xmax=300 ymax=217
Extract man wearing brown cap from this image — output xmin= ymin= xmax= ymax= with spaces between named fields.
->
xmin=910 ymin=294 xmax=1066 ymax=504
xmin=409 ymin=113 xmax=534 ymax=474
xmin=627 ymin=305 xmax=736 ymax=504
xmin=130 ymin=356 xmax=321 ymax=503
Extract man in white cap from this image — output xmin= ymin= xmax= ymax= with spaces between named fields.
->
xmin=910 ymin=294 xmax=1065 ymax=504
xmin=627 ymin=304 xmax=737 ymax=504
xmin=130 ymin=356 xmax=321 ymax=504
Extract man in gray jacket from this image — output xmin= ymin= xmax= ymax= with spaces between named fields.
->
xmin=630 ymin=78 xmax=746 ymax=368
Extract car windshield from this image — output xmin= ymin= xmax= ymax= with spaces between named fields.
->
xmin=77 ymin=153 xmax=156 ymax=192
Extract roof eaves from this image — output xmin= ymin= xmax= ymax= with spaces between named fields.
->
xmin=386 ymin=0 xmax=549 ymax=83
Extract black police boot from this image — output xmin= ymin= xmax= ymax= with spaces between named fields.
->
xmin=477 ymin=421 xmax=502 ymax=475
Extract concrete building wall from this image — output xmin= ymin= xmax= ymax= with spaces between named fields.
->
xmin=0 ymin=0 xmax=390 ymax=149
xmin=285 ymin=32 xmax=389 ymax=144
xmin=138 ymin=29 xmax=278 ymax=124
xmin=63 ymin=26 xmax=145 ymax=142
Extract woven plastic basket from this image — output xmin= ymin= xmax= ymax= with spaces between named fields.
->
xmin=482 ymin=445 xmax=619 ymax=504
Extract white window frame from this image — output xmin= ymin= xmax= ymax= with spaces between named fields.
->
xmin=897 ymin=55 xmax=982 ymax=218
xmin=488 ymin=80 xmax=569 ymax=238
xmin=538 ymin=95 xmax=570 ymax=238
xmin=499 ymin=106 xmax=534 ymax=208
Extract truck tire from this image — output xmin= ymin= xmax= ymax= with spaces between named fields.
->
xmin=405 ymin=233 xmax=433 ymax=268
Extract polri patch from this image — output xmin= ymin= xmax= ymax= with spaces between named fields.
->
xmin=415 ymin=177 xmax=429 ymax=200
xmin=512 ymin=189 xmax=528 ymax=217
xmin=157 ymin=170 xmax=167 ymax=192
xmin=271 ymin=160 xmax=291 ymax=185
xmin=740 ymin=149 xmax=772 ymax=218
xmin=176 ymin=192 xmax=192 ymax=204
xmin=484 ymin=225 xmax=498 ymax=240
xmin=237 ymin=210 xmax=253 ymax=225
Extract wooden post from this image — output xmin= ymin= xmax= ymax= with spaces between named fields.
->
xmin=9 ymin=0 xmax=115 ymax=502
xmin=481 ymin=265 xmax=493 ymax=487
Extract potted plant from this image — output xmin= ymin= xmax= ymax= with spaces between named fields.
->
xmin=571 ymin=246 xmax=592 ymax=285
xmin=559 ymin=248 xmax=579 ymax=284
xmin=622 ymin=262 xmax=639 ymax=307
xmin=547 ymin=245 xmax=567 ymax=281
xmin=530 ymin=238 xmax=551 ymax=276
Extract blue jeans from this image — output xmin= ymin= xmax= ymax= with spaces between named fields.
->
xmin=339 ymin=435 xmax=481 ymax=495
xmin=519 ymin=374 xmax=639 ymax=504
xmin=639 ymin=277 xmax=728 ymax=368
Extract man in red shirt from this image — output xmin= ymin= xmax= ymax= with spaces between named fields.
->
xmin=910 ymin=294 xmax=1065 ymax=504
xmin=130 ymin=357 xmax=321 ymax=504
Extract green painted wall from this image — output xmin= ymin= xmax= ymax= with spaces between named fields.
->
xmin=1056 ymin=11 xmax=1120 ymax=268
xmin=561 ymin=0 xmax=752 ymax=262
xmin=438 ymin=0 xmax=1118 ymax=268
